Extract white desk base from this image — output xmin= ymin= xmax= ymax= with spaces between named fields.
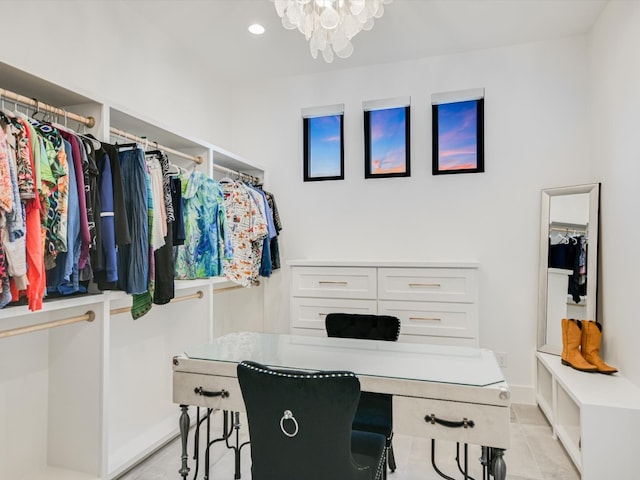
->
xmin=173 ymin=356 xmax=510 ymax=479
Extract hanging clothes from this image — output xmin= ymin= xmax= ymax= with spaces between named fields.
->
xmin=131 ymin=163 xmax=155 ymax=320
xmin=93 ymin=150 xmax=118 ymax=285
xmin=8 ymin=117 xmax=35 ymax=200
xmin=15 ymin=116 xmax=46 ymax=310
xmin=174 ymin=170 xmax=231 ymax=279
xmin=548 ymin=233 xmax=586 ymax=303
xmin=221 ymin=179 xmax=267 ymax=287
xmin=0 ymin=111 xmax=62 ymax=310
xmin=28 ymin=119 xmax=69 ymax=269
xmin=150 ymin=152 xmax=175 ymax=305
xmin=0 ymin=122 xmax=26 ymax=299
xmin=45 ymin=137 xmax=84 ymax=296
xmin=243 ymin=182 xmax=275 ymax=278
xmin=117 ymin=146 xmax=149 ymax=295
xmin=171 ymin=175 xmax=185 ymax=246
xmin=59 ymin=130 xmax=91 ymax=273
xmin=91 ymin=139 xmax=130 ymax=291
xmin=262 ymin=189 xmax=282 ymax=271
xmin=78 ymin=134 xmax=99 ymax=283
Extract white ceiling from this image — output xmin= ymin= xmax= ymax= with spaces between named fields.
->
xmin=125 ymin=0 xmax=608 ymax=83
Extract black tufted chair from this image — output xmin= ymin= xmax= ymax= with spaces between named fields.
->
xmin=325 ymin=313 xmax=400 ymax=477
xmin=237 ymin=360 xmax=386 ymax=480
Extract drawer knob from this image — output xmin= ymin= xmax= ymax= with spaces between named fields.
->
xmin=425 ymin=414 xmax=475 ymax=429
xmin=194 ymin=386 xmax=229 ymax=398
xmin=499 ymin=387 xmax=510 ymax=401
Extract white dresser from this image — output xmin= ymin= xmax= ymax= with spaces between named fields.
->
xmin=289 ymin=261 xmax=479 ymax=347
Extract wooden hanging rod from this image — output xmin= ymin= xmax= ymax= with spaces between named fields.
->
xmin=0 ymin=311 xmax=96 ymax=340
xmin=0 ymin=87 xmax=95 ymax=128
xmin=213 ymin=163 xmax=260 ymax=184
xmin=110 ymin=127 xmax=204 ymax=165
xmin=110 ymin=290 xmax=205 ymax=316
xmin=213 ymin=280 xmax=260 ymax=294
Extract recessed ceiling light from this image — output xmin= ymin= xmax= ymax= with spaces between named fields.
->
xmin=249 ymin=24 xmax=265 ymax=35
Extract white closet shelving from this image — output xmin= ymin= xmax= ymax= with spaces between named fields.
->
xmin=0 ymin=62 xmax=265 ymax=480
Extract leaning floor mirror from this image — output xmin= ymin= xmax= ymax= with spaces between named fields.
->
xmin=537 ymin=183 xmax=600 ymax=355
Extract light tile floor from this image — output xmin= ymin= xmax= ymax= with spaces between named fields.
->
xmin=117 ymin=404 xmax=579 ymax=480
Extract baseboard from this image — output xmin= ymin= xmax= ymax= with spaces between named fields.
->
xmin=508 ymin=384 xmax=535 ymax=405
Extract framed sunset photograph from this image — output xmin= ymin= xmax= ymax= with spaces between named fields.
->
xmin=364 ymin=105 xmax=410 ymax=179
xmin=432 ymin=97 xmax=484 ymax=175
xmin=303 ymin=112 xmax=344 ymax=182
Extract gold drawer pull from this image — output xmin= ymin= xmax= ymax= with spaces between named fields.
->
xmin=318 ymin=312 xmax=328 ymax=316
xmin=318 ymin=281 xmax=348 ymax=285
xmin=410 ymin=316 xmax=442 ymax=322
xmin=409 ymin=283 xmax=441 ymax=288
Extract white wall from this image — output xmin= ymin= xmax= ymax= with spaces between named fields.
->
xmin=5 ymin=0 xmax=633 ymax=397
xmin=0 ymin=0 xmax=233 ymax=149
xmin=230 ymin=36 xmax=595 ymax=396
xmin=590 ymin=1 xmax=640 ymax=388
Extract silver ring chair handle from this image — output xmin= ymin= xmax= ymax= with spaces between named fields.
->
xmin=280 ymin=410 xmax=299 ymax=438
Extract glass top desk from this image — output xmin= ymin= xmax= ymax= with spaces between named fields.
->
xmin=173 ymin=332 xmax=510 ymax=479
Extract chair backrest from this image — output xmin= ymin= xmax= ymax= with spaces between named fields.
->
xmin=237 ymin=360 xmax=374 ymax=480
xmin=325 ymin=313 xmax=401 ymax=341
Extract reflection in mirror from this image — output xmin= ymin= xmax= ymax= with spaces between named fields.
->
xmin=537 ymin=184 xmax=600 ymax=355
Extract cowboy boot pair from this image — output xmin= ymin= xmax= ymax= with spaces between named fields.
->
xmin=561 ymin=318 xmax=617 ymax=374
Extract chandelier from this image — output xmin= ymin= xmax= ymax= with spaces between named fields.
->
xmin=270 ymin=0 xmax=392 ymax=63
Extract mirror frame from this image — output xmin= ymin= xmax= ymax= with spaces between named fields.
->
xmin=537 ymin=183 xmax=600 ymax=355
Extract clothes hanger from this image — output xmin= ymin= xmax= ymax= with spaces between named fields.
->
xmin=0 ymin=97 xmax=13 ymax=124
xmin=167 ymin=162 xmax=181 ymax=176
xmin=81 ymin=132 xmax=104 ymax=151
xmin=78 ymin=133 xmax=102 ymax=151
xmin=115 ymin=142 xmax=138 ymax=150
xmin=218 ymin=175 xmax=235 ymax=184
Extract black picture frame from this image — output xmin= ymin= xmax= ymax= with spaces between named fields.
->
xmin=432 ymin=98 xmax=484 ymax=175
xmin=303 ymin=113 xmax=344 ymax=182
xmin=364 ymin=105 xmax=410 ymax=179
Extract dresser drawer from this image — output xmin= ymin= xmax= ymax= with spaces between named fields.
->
xmin=291 ymin=297 xmax=377 ymax=331
xmin=394 ymin=395 xmax=509 ymax=448
xmin=291 ymin=267 xmax=377 ymax=299
xmin=379 ymin=300 xmax=477 ymax=340
xmin=173 ymin=372 xmax=245 ymax=411
xmin=378 ymin=268 xmax=477 ymax=302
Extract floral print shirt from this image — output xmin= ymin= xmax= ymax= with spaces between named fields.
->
xmin=174 ymin=171 xmax=232 ymax=279
xmin=221 ymin=181 xmax=268 ymax=287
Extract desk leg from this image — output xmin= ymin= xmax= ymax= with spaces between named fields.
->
xmin=480 ymin=447 xmax=507 ymax=480
xmin=492 ymin=449 xmax=506 ymax=480
xmin=179 ymin=405 xmax=190 ymax=480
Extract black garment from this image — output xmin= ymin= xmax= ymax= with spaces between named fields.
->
xmin=170 ymin=176 xmax=185 ymax=246
xmin=80 ymin=135 xmax=100 ymax=284
xmin=153 ymin=221 xmax=175 ymax=305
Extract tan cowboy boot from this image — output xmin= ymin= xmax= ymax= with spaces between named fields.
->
xmin=581 ymin=320 xmax=618 ymax=374
xmin=561 ymin=319 xmax=597 ymax=372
